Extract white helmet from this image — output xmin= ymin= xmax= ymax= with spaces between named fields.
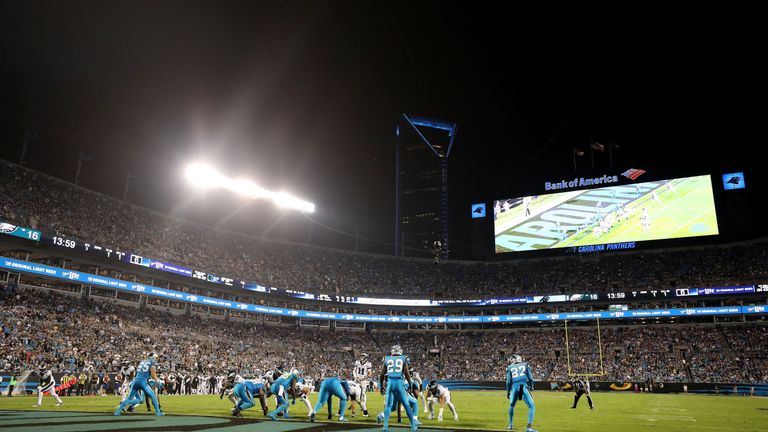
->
xmin=509 ymin=354 xmax=523 ymax=364
xmin=148 ymin=352 xmax=159 ymax=360
xmin=391 ymin=345 xmax=403 ymax=355
xmin=234 ymin=375 xmax=244 ymax=384
xmin=290 ymin=368 xmax=299 ymax=376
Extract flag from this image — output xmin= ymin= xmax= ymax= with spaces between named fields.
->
xmin=621 ymin=168 xmax=646 ymax=180
xmin=590 ymin=141 xmax=605 ymax=151
xmin=574 ymin=148 xmax=585 ymax=156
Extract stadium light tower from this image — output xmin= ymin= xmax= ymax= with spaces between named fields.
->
xmin=184 ymin=163 xmax=315 ymax=213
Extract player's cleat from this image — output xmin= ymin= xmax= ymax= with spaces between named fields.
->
xmin=438 ymin=415 xmax=443 ymax=422
xmin=338 ymin=416 xmax=348 ymax=422
xmin=376 ymin=412 xmax=384 ymax=424
xmin=351 ymin=412 xmax=356 ymax=417
xmin=570 ymin=406 xmax=576 ymax=409
xmin=454 ymin=416 xmax=459 ymax=421
xmin=156 ymin=411 xmax=165 ymax=416
xmin=310 ymin=411 xmax=316 ymax=422
xmin=363 ymin=410 xmax=369 ymax=417
xmin=56 ymin=401 xmax=64 ymax=406
xmin=146 ymin=406 xmax=151 ymax=412
xmin=526 ymin=428 xmax=537 ymax=432
xmin=428 ymin=413 xmax=434 ymax=420
xmin=508 ymin=424 xmax=513 ymax=430
xmin=32 ymin=404 xmax=41 ymax=407
xmin=327 ymin=414 xmax=333 ymax=420
xmin=267 ymin=412 xmax=278 ymax=421
xmin=127 ymin=406 xmax=135 ymax=412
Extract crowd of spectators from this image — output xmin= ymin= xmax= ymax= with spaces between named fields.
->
xmin=1 ymin=160 xmax=767 ymax=301
xmin=2 ymin=285 xmax=766 ymax=389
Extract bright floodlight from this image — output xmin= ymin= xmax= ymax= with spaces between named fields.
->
xmin=185 ymin=164 xmax=225 ymax=189
xmin=185 ymin=163 xmax=315 ymax=213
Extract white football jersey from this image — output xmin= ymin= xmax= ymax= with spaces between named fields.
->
xmin=353 ymin=360 xmax=372 ymax=380
xmin=347 ymin=380 xmax=362 ymax=396
xmin=295 ymin=381 xmax=313 ymax=393
xmin=263 ymin=370 xmax=277 ymax=384
xmin=39 ymin=370 xmax=56 ymax=390
xmin=434 ymin=384 xmax=449 ymax=398
xmin=411 ymin=372 xmax=422 ymax=386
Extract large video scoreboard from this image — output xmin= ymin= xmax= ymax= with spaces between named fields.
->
xmin=493 ymin=174 xmax=719 ymax=253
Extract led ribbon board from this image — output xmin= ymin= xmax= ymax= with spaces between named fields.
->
xmin=2 ymin=256 xmax=764 ymax=323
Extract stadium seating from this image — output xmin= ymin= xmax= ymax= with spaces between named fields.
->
xmin=1 ymin=160 xmax=766 ymax=300
xmin=1 ymin=160 xmax=767 ymax=387
xmin=1 ymin=286 xmax=766 ymax=384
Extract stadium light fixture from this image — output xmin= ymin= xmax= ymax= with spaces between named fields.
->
xmin=184 ymin=163 xmax=315 ymax=213
xmin=185 ymin=163 xmax=223 ymax=189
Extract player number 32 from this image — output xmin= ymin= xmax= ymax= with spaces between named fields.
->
xmin=509 ymin=365 xmax=525 ymax=378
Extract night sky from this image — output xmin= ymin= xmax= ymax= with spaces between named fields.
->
xmin=2 ymin=1 xmax=764 ymax=257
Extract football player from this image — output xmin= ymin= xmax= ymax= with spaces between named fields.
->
xmin=505 ymin=354 xmax=536 ymax=432
xmin=290 ymin=378 xmax=315 ymax=416
xmin=33 ymin=366 xmax=63 ymax=407
xmin=410 ymin=370 xmax=427 ymax=413
xmin=309 ymin=373 xmax=351 ymax=423
xmin=114 ymin=352 xmax=164 ymax=416
xmin=353 ymin=353 xmax=373 ymax=392
xmin=267 ymin=368 xmax=299 ymax=421
xmin=427 ymin=381 xmax=458 ymax=421
xmin=231 ymin=376 xmax=268 ymax=417
xmin=571 ymin=377 xmax=594 ymax=409
xmin=377 ymin=345 xmax=419 ymax=431
xmin=347 ymin=379 xmax=369 ymax=417
xmin=220 ymin=371 xmax=238 ymax=406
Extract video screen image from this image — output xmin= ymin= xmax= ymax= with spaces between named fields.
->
xmin=494 ymin=174 xmax=719 ymax=253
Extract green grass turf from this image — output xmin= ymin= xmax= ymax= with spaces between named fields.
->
xmin=2 ymin=390 xmax=766 ymax=431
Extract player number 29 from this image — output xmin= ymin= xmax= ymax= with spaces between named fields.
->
xmin=387 ymin=358 xmax=403 ymax=373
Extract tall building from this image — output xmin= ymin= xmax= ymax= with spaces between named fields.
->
xmin=395 ymin=114 xmax=457 ymax=258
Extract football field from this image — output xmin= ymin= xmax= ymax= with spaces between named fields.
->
xmin=1 ymin=391 xmax=766 ymax=431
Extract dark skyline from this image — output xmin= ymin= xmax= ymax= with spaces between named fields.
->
xmin=3 ymin=2 xmax=763 ymax=257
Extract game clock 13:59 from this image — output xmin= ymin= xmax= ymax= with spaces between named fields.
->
xmin=50 ymin=236 xmax=77 ymax=249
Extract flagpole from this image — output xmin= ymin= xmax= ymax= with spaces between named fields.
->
xmin=123 ymin=171 xmax=133 ymax=201
xmin=75 ymin=155 xmax=83 ymax=185
xmin=608 ymin=140 xmax=614 ymax=168
xmin=573 ymin=146 xmax=578 ymax=173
